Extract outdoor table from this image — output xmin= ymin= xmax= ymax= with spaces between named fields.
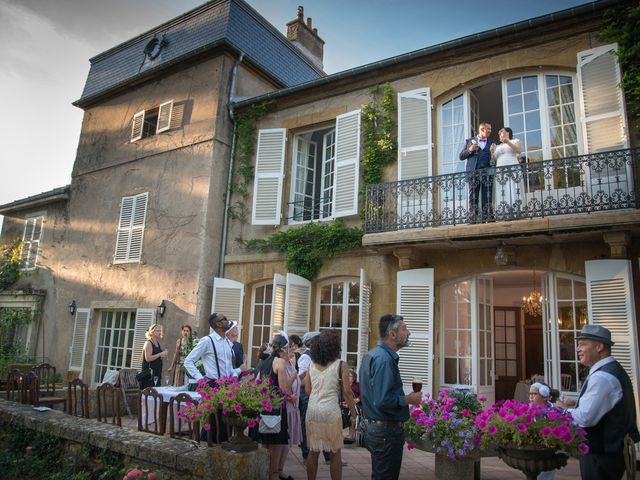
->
xmin=140 ymin=386 xmax=201 ymax=434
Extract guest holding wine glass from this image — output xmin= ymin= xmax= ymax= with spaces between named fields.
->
xmin=142 ymin=324 xmax=167 ymax=387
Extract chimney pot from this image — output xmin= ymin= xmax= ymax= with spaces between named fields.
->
xmin=313 ymin=28 xmax=318 ymax=35
xmin=297 ymin=6 xmax=304 ymax=20
xmin=306 ymin=17 xmax=312 ymax=28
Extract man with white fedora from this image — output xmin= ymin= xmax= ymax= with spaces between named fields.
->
xmin=557 ymin=324 xmax=639 ymax=480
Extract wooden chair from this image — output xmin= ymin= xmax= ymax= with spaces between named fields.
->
xmin=561 ymin=373 xmax=572 ymax=391
xmin=117 ymin=368 xmax=139 ymax=417
xmin=67 ymin=378 xmax=89 ymax=418
xmin=32 ymin=363 xmax=67 ymax=410
xmin=6 ymin=369 xmax=25 ymax=402
xmin=21 ymin=371 xmax=40 ymax=405
xmin=138 ymin=387 xmax=165 ymax=435
xmin=96 ymin=382 xmax=122 ymax=427
xmin=169 ymin=393 xmax=200 ymax=441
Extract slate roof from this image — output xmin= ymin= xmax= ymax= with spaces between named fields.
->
xmin=0 ymin=186 xmax=70 ymax=215
xmin=74 ymin=0 xmax=324 ymax=107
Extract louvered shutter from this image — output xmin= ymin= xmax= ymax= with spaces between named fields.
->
xmin=114 ymin=192 xmax=148 ymax=263
xmin=332 ymin=110 xmax=361 ymax=218
xmin=357 ymin=268 xmax=371 ymax=371
xmin=68 ymin=308 xmax=90 ymax=376
xmin=131 ymin=111 xmax=144 ymax=142
xmin=397 ymin=268 xmax=434 ymax=396
xmin=211 ymin=277 xmax=245 ymax=332
xmin=585 ymin=259 xmax=640 ymax=421
xmin=283 ymin=273 xmax=311 ymax=337
xmin=21 ymin=216 xmax=44 ymax=270
xmin=577 ymin=44 xmax=628 ymax=153
xmin=270 ymin=273 xmax=286 ymax=339
xmin=156 ymin=100 xmax=174 ymax=133
xmin=398 ymin=88 xmax=432 ymax=180
xmin=130 ymin=308 xmax=155 ymax=371
xmin=252 ymin=129 xmax=286 ymax=225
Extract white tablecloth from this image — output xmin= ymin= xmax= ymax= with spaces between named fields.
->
xmin=140 ymin=387 xmax=201 ymax=432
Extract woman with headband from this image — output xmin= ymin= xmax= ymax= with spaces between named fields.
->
xmin=529 ymin=382 xmax=558 ymax=479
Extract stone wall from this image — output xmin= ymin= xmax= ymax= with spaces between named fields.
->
xmin=0 ymin=398 xmax=269 ymax=479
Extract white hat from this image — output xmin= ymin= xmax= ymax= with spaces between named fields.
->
xmin=225 ymin=320 xmax=238 ymax=334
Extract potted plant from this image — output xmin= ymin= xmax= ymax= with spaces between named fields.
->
xmin=474 ymin=400 xmax=589 ymax=479
xmin=405 ymin=388 xmax=485 ymax=479
xmin=179 ymin=374 xmax=282 ymax=451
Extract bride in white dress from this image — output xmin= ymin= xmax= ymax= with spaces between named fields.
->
xmin=491 ymin=127 xmax=523 ymax=217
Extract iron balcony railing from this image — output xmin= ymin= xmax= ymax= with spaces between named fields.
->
xmin=364 ymin=148 xmax=640 ymax=233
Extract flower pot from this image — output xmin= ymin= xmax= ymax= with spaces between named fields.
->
xmin=496 ymin=445 xmax=568 ymax=480
xmin=222 ymin=413 xmax=258 ymax=452
xmin=435 ymin=453 xmax=476 ymax=480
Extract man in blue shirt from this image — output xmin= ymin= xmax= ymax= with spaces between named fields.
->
xmin=359 ymin=314 xmax=423 ymax=480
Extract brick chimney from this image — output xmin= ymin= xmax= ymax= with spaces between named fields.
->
xmin=286 ymin=6 xmax=324 ymax=70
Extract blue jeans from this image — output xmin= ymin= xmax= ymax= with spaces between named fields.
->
xmin=364 ymin=422 xmax=405 ymax=480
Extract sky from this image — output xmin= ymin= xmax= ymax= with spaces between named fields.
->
xmin=0 ymin=0 xmax=591 ymax=219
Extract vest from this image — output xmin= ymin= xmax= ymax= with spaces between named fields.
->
xmin=576 ymin=359 xmax=640 ymax=453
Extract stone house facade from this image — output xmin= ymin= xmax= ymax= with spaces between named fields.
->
xmin=0 ymin=0 xmax=324 ymax=385
xmin=220 ymin=0 xmax=640 ymax=414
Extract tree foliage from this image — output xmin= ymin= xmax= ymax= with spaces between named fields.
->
xmin=0 ymin=240 xmax=21 ymax=291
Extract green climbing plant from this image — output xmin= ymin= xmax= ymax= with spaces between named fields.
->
xmin=0 ymin=240 xmax=21 ymax=291
xmin=244 ymin=220 xmax=363 ymax=280
xmin=361 ymin=83 xmax=397 ymax=190
xmin=229 ymin=100 xmax=274 ymax=223
xmin=599 ymin=2 xmax=640 ymax=131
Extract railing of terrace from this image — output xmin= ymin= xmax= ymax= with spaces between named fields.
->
xmin=365 ymin=148 xmax=640 ymax=233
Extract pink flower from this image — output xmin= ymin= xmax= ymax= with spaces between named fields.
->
xmin=516 ymin=423 xmax=527 ymax=433
xmin=248 ymin=419 xmax=257 ymax=428
xmin=234 ymin=404 xmax=242 ymax=414
xmin=488 ymin=425 xmax=498 ymax=435
xmin=148 ymin=473 xmax=157 ymax=480
xmin=407 ymin=442 xmax=415 ymax=450
xmin=541 ymin=426 xmax=553 ymax=437
xmin=477 ymin=395 xmax=487 ymax=402
xmin=203 ymin=423 xmax=211 ymax=431
xmin=577 ymin=443 xmax=590 ymax=454
xmin=264 ymin=404 xmax=273 ymax=413
xmin=227 ymin=392 xmax=234 ymax=399
xmin=126 ymin=469 xmax=143 ymax=478
xmin=25 ymin=446 xmax=33 ymax=453
xmin=222 ymin=407 xmax=228 ymax=415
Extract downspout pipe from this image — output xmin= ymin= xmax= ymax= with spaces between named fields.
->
xmin=219 ymin=52 xmax=244 ymax=278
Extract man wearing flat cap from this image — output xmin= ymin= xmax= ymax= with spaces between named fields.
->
xmin=557 ymin=325 xmax=639 ymax=480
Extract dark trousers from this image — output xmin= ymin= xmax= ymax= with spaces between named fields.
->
xmin=200 ymin=379 xmax=228 ymax=444
xmin=365 ymin=422 xmax=405 ymax=480
xmin=579 ymin=451 xmax=625 ymax=480
xmin=468 ymin=169 xmax=494 ymax=221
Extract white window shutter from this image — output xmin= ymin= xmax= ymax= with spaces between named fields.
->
xmin=585 ymin=259 xmax=640 ymax=421
xmin=131 ymin=308 xmax=156 ymax=371
xmin=21 ymin=216 xmax=44 ymax=270
xmin=283 ymin=273 xmax=311 ymax=337
xmin=270 ymin=273 xmax=286 ymax=339
xmin=114 ymin=192 xmax=148 ymax=263
xmin=397 ymin=268 xmax=434 ymax=396
xmin=252 ymin=128 xmax=286 ymax=225
xmin=398 ymin=88 xmax=433 ymax=180
xmin=211 ymin=277 xmax=245 ymax=330
xmin=131 ymin=111 xmax=145 ymax=142
xmin=156 ymin=100 xmax=174 ymax=133
xmin=577 ymin=44 xmax=628 ymax=153
xmin=332 ymin=110 xmax=361 ymax=218
xmin=68 ymin=308 xmax=91 ymax=377
xmin=357 ymin=268 xmax=371 ymax=371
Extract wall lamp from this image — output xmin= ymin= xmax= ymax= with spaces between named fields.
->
xmin=158 ymin=299 xmax=167 ymax=317
xmin=68 ymin=300 xmax=77 ymax=316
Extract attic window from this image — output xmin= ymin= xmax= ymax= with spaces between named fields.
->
xmin=130 ymin=100 xmax=173 ymax=142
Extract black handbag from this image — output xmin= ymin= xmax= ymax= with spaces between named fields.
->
xmin=136 ymin=368 xmax=153 ymax=388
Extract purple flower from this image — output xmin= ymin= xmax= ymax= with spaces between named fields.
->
xmin=516 ymin=423 xmax=527 ymax=433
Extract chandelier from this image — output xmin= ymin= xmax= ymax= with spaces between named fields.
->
xmin=522 ymin=271 xmax=544 ymax=316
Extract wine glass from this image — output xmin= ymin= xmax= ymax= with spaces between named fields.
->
xmin=412 ymin=377 xmax=423 ymax=393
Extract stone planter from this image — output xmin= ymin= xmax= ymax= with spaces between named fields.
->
xmin=222 ymin=414 xmax=258 ymax=452
xmin=496 ymin=445 xmax=568 ymax=480
xmin=412 ymin=438 xmax=481 ymax=480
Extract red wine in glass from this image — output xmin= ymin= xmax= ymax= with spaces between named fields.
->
xmin=412 ymin=379 xmax=423 ymax=393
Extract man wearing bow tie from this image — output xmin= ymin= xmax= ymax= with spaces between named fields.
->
xmin=459 ymin=122 xmax=497 ymax=223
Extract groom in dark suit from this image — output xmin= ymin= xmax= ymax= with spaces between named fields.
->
xmin=459 ymin=122 xmax=496 ymax=222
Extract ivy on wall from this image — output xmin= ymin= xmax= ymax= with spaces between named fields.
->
xmin=0 ymin=240 xmax=21 ymax=291
xmin=361 ymin=83 xmax=397 ymax=189
xmin=599 ymin=2 xmax=640 ymax=130
xmin=228 ymin=100 xmax=274 ymax=223
xmin=244 ymin=220 xmax=363 ymax=281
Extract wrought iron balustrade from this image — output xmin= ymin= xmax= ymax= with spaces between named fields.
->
xmin=364 ymin=148 xmax=640 ymax=233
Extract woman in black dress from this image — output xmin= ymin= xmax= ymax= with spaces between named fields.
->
xmin=142 ymin=324 xmax=167 ymax=388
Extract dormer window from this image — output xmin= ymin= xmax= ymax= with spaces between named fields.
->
xmin=130 ymin=100 xmax=174 ymax=142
